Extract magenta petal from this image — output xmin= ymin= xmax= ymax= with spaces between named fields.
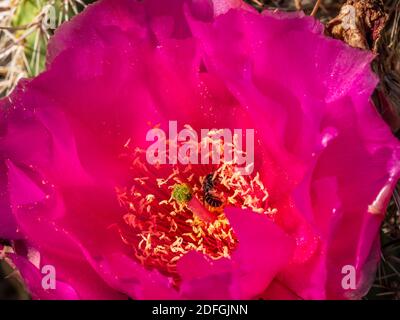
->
xmin=9 ymin=254 xmax=78 ymax=300
xmin=226 ymin=208 xmax=294 ymax=299
xmin=177 ymin=251 xmax=237 ymax=299
xmin=70 ymin=250 xmax=179 ymax=300
xmin=5 ymin=161 xmax=128 ymax=299
xmin=260 ymin=279 xmax=301 ymax=300
xmin=6 ymin=160 xmax=46 ymax=206
xmin=177 ymin=208 xmax=294 ymax=299
xmin=0 ymin=162 xmax=19 ymax=239
xmin=211 ymin=0 xmax=255 ymax=15
xmin=6 ymin=154 xmax=173 ymax=299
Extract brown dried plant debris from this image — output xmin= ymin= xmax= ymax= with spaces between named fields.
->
xmin=374 ymin=0 xmax=400 ymax=135
xmin=326 ymin=0 xmax=388 ymax=52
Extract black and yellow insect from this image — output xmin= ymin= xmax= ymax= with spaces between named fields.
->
xmin=202 ymin=173 xmax=223 ymax=208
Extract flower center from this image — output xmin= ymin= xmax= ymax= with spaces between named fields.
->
xmin=116 ymin=132 xmax=276 ymax=285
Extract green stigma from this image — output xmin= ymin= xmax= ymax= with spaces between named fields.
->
xmin=172 ymin=183 xmax=193 ymax=204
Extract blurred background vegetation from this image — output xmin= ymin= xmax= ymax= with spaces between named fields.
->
xmin=0 ymin=0 xmax=399 ymax=300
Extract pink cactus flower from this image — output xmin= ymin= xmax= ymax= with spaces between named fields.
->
xmin=0 ymin=0 xmax=399 ymax=300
